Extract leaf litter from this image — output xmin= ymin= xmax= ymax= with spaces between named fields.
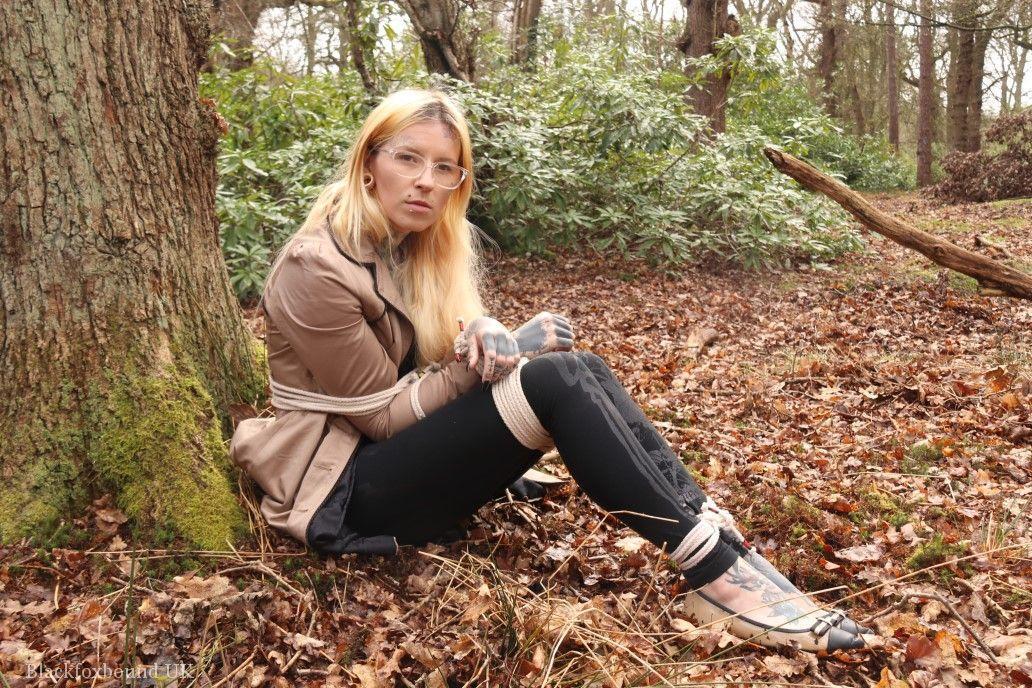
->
xmin=1 ymin=193 xmax=1030 ymax=686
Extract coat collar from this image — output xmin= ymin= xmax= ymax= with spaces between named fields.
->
xmin=323 ymin=219 xmax=412 ymax=326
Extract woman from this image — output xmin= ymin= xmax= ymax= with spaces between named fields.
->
xmin=230 ymin=88 xmax=875 ymax=652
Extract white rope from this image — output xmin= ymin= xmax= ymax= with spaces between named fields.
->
xmin=670 ymin=520 xmax=721 ymax=570
xmin=698 ymin=496 xmax=746 ymax=544
xmin=269 ymin=363 xmax=442 ymax=416
xmin=490 ymin=357 xmax=554 ymax=452
xmin=408 ymin=376 xmax=427 ymax=420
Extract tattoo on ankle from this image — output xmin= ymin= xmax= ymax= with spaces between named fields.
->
xmin=727 ymin=561 xmax=806 ymax=619
xmin=725 ymin=560 xmax=771 ymax=593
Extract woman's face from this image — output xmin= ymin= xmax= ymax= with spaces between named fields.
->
xmin=366 ymin=120 xmax=463 ymax=240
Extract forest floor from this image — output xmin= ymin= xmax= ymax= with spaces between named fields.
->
xmin=1 ymin=192 xmax=1030 ymax=687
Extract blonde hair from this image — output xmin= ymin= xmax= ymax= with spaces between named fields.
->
xmin=265 ymin=88 xmax=486 ymax=367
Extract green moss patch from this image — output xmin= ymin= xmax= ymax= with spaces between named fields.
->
xmin=85 ymin=357 xmax=246 ymax=550
xmin=906 ymin=533 xmax=969 ymax=571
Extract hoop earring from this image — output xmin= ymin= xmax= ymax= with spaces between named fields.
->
xmin=362 ymin=174 xmax=374 ymax=189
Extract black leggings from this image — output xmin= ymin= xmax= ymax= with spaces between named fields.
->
xmin=342 ymin=350 xmax=739 ymax=587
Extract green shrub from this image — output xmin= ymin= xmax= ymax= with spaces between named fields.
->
xmin=202 ymin=27 xmax=902 ymax=300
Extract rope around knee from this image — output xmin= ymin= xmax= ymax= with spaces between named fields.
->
xmin=490 ymin=357 xmax=554 ymax=452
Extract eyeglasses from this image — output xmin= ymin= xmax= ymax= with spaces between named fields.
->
xmin=372 ymin=147 xmax=469 ymax=190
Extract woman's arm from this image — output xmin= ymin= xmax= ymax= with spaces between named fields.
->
xmin=265 ymin=239 xmax=480 ymax=441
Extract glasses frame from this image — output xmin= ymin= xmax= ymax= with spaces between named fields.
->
xmin=371 ymin=146 xmax=469 ymax=190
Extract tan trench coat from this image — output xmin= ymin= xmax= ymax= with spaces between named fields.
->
xmin=229 ymin=219 xmax=482 ymax=550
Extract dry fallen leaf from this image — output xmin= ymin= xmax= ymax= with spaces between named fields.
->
xmin=834 ymin=543 xmax=884 ymax=562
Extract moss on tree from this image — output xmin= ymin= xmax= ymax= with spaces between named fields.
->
xmin=0 ymin=335 xmax=267 ymax=550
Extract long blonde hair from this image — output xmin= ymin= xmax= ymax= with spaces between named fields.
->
xmin=265 ymin=88 xmax=486 ymax=367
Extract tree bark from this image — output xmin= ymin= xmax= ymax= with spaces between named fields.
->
xmin=394 ymin=0 xmax=476 ymax=82
xmin=917 ymin=0 xmax=934 ymax=186
xmin=510 ymin=0 xmax=544 ymax=67
xmin=676 ymin=0 xmax=740 ymax=134
xmin=763 ymin=148 xmax=1032 ymax=300
xmin=0 ymin=0 xmax=265 ymax=547
xmin=884 ymin=0 xmax=899 ymax=152
xmin=945 ymin=5 xmax=972 ymax=151
xmin=966 ymin=26 xmax=992 ymax=151
xmin=816 ymin=0 xmax=839 ymax=117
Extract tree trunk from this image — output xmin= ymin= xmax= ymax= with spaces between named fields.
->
xmin=344 ymin=0 xmax=378 ymax=94
xmin=917 ymin=0 xmax=934 ymax=186
xmin=676 ymin=0 xmax=739 ymax=134
xmin=510 ymin=0 xmax=544 ymax=67
xmin=845 ymin=57 xmax=866 ymax=137
xmin=300 ymin=5 xmax=319 ymax=75
xmin=1014 ymin=45 xmax=1027 ymax=110
xmin=0 ymin=0 xmax=265 ymax=547
xmin=395 ymin=0 xmax=476 ymax=82
xmin=884 ymin=0 xmax=899 ymax=151
xmin=966 ymin=27 xmax=992 ymax=151
xmin=946 ymin=0 xmax=975 ymax=151
xmin=816 ymin=0 xmax=838 ymax=117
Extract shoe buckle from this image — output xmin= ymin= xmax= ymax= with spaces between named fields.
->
xmin=809 ymin=610 xmax=843 ymax=638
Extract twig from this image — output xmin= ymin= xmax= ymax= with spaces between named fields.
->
xmin=281 ymin=609 xmax=318 ymax=674
xmin=888 ymin=592 xmax=997 ymax=662
xmin=209 ymin=648 xmax=257 ymax=688
xmin=216 ymin=562 xmax=305 ymax=597
xmin=955 ymin=577 xmax=1012 ymax=622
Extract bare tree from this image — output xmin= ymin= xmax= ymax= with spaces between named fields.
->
xmin=394 ymin=0 xmax=477 ymax=81
xmin=917 ymin=0 xmax=935 ymax=185
xmin=676 ymin=0 xmax=742 ymax=133
xmin=945 ymin=0 xmax=1007 ymax=152
xmin=885 ymin=0 xmax=900 ymax=150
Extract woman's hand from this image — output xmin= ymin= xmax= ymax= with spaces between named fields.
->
xmin=513 ymin=311 xmax=575 ymax=360
xmin=454 ymin=316 xmax=520 ymax=383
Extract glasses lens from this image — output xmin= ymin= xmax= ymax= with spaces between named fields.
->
xmin=433 ymin=164 xmax=463 ymax=189
xmin=386 ymin=149 xmax=466 ymax=188
xmin=389 ymin=150 xmax=425 ymax=177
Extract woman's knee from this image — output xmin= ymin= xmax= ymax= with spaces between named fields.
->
xmin=524 ymin=350 xmax=583 ymax=376
xmin=520 ymin=351 xmax=593 ymax=407
xmin=523 ymin=350 xmax=611 ymax=383
xmin=573 ymin=350 xmax=609 ymax=375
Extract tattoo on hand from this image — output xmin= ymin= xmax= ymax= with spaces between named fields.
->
xmin=514 ymin=311 xmax=575 ymax=360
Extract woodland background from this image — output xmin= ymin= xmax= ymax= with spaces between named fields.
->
xmin=0 ymin=0 xmax=1030 ymax=686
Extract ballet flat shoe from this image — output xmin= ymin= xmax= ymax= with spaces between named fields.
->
xmin=742 ymin=548 xmax=875 ymax=636
xmin=680 ymin=589 xmax=875 ymax=653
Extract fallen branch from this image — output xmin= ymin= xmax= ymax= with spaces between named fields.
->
xmin=763 ymin=147 xmax=1032 ymax=300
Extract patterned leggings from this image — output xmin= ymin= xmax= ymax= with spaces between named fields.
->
xmin=339 ymin=350 xmax=740 ymax=587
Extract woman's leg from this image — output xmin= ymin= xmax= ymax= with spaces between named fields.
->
xmin=343 ymin=360 xmax=738 ymax=590
xmin=518 ymin=352 xmax=868 ymax=650
xmin=341 ymin=383 xmax=543 ymax=546
xmin=570 ymin=351 xmax=872 ymax=635
xmin=571 ymin=351 xmax=706 ymax=510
